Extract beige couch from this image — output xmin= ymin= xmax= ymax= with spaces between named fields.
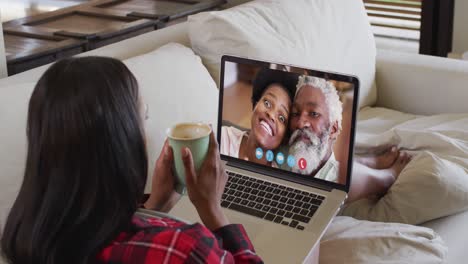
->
xmin=1 ymin=1 xmax=467 ymax=263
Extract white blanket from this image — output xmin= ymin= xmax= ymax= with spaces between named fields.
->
xmin=343 ymin=107 xmax=468 ymax=225
xmin=355 ymin=107 xmax=468 ymax=160
xmin=320 ymin=107 xmax=468 ymax=263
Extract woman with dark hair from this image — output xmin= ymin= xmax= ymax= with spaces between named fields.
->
xmin=1 ymin=57 xmax=263 ymax=264
xmin=221 ymin=68 xmax=297 ymax=167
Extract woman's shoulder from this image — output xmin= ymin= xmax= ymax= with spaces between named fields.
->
xmin=222 ymin=125 xmax=246 ymax=138
xmin=97 ymin=214 xmax=216 ymax=263
xmin=132 ymin=213 xmax=214 ymax=239
xmin=221 ymin=126 xmax=248 ymax=158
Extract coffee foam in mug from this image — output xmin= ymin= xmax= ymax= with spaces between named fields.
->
xmin=168 ymin=123 xmax=211 ymax=140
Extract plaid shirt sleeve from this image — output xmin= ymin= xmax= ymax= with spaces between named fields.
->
xmin=97 ymin=215 xmax=263 ymax=264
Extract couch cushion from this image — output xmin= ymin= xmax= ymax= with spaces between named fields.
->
xmin=188 ymin=0 xmax=377 ymax=109
xmin=0 ymin=82 xmax=35 ymax=228
xmin=375 ymin=49 xmax=468 ymax=115
xmin=123 ymin=43 xmax=219 ymax=192
xmin=422 ymin=210 xmax=468 ymax=264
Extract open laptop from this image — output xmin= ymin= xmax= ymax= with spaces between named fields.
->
xmin=170 ymin=55 xmax=359 ymax=263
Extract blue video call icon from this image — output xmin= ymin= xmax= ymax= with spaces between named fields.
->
xmin=287 ymin=155 xmax=296 ymax=168
xmin=255 ymin=147 xmax=263 ymax=160
xmin=276 ymin=152 xmax=285 ymax=165
xmin=266 ymin=150 xmax=274 ymax=162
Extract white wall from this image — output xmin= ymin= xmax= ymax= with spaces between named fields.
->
xmin=452 ymin=0 xmax=468 ymax=55
xmin=0 ymin=9 xmax=7 ymax=78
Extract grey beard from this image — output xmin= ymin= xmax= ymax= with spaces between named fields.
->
xmin=289 ymin=128 xmax=330 ymax=175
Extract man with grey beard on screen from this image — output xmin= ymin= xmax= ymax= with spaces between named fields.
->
xmin=288 ymin=75 xmax=343 ymax=183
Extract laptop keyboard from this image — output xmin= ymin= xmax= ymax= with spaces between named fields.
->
xmin=221 ymin=171 xmax=325 ymax=231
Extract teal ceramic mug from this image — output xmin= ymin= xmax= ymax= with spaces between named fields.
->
xmin=167 ymin=123 xmax=211 ymax=194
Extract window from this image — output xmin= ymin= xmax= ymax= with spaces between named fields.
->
xmin=364 ymin=0 xmax=455 ymax=57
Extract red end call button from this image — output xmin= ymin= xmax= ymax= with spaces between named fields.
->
xmin=298 ymin=158 xmax=307 ymax=170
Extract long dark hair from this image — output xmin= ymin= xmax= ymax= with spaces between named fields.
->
xmin=1 ymin=57 xmax=148 ymax=264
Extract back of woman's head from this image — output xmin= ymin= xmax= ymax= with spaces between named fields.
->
xmin=1 ymin=57 xmax=148 ymax=264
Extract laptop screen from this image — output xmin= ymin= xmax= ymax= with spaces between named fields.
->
xmin=218 ymin=56 xmax=359 ymax=191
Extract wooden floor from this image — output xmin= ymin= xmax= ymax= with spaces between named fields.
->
xmin=0 ymin=0 xmax=91 ymax=22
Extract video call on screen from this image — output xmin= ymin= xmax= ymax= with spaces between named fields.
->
xmin=220 ymin=61 xmax=355 ymax=186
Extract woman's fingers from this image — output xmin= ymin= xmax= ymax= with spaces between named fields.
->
xmin=182 ymin=147 xmax=197 ymax=186
xmin=163 ymin=140 xmax=173 ymax=163
xmin=208 ymin=130 xmax=219 ymax=156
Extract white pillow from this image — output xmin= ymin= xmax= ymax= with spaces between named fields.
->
xmin=188 ymin=0 xmax=377 ymax=109
xmin=123 ymin=43 xmax=219 ymax=192
xmin=320 ymin=216 xmax=447 ymax=264
xmin=0 ymin=82 xmax=35 ymax=228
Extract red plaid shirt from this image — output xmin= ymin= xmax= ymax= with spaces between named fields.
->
xmin=97 ymin=212 xmax=263 ymax=263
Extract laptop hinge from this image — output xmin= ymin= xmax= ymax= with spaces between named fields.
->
xmin=227 ymin=161 xmax=334 ymax=192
